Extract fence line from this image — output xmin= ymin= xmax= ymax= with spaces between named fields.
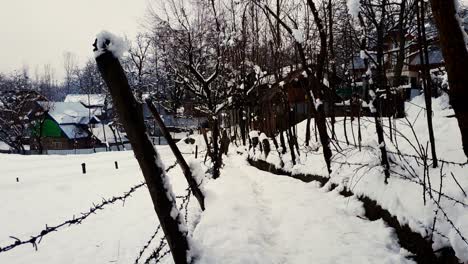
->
xmin=0 ymin=161 xmax=178 ymax=254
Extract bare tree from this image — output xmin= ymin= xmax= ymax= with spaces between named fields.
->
xmin=63 ymin=51 xmax=78 ymax=95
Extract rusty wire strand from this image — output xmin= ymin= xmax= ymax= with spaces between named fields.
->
xmin=0 ymin=161 xmax=179 ymax=254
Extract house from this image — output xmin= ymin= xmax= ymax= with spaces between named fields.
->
xmin=31 ymin=101 xmax=101 ymax=151
xmin=141 ymin=96 xmax=207 ymax=137
xmin=64 ymin=94 xmax=111 ymax=121
xmin=345 ymin=31 xmax=446 ymax=101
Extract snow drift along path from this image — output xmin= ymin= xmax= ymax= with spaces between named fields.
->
xmin=193 ymin=154 xmax=414 ymax=264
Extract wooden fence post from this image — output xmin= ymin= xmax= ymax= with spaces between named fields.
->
xmin=94 ymin=38 xmax=191 ymax=264
xmin=146 ymin=99 xmax=205 ymax=211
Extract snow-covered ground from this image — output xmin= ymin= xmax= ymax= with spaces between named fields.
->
xmin=194 ymin=155 xmax=413 ymax=263
xmin=250 ymin=93 xmax=468 ymax=261
xmin=0 ymin=141 xmax=414 ymax=263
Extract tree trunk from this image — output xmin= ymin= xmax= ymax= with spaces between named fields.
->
xmin=146 ymin=99 xmax=206 ymax=210
xmin=416 ymin=0 xmax=438 ymax=167
xmin=211 ymin=118 xmax=222 ymax=179
xmin=429 ymin=0 xmax=468 ymax=159
xmin=95 ymin=49 xmax=190 ymax=264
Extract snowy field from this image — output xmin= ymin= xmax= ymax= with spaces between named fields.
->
xmin=250 ymin=94 xmax=468 ymax=261
xmin=0 ymin=142 xmax=414 ymax=263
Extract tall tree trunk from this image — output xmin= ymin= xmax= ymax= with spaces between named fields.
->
xmin=95 ymin=49 xmax=190 ymax=264
xmin=392 ymin=0 xmax=407 ymax=87
xmin=429 ymin=0 xmax=468 ymax=159
xmin=328 ymin=0 xmax=337 ymax=139
xmin=416 ymin=0 xmax=438 ymax=167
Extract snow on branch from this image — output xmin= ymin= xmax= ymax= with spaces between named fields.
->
xmin=347 ymin=0 xmax=361 ymax=18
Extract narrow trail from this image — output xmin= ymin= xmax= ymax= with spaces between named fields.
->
xmin=194 ymin=154 xmax=414 ymax=264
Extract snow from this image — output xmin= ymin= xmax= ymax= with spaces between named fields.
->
xmin=91 ymin=125 xmax=128 ymax=144
xmin=0 ymin=141 xmax=10 ymax=151
xmin=291 ymin=29 xmax=304 ymax=44
xmin=346 ymin=0 xmax=361 ymax=18
xmin=60 ymin=124 xmax=89 ymax=139
xmin=94 ymin=30 xmax=129 ymax=59
xmin=315 ymin=98 xmax=323 ymax=110
xmin=0 ymin=133 xmax=422 ymax=263
xmin=249 ymin=93 xmax=468 ymax=260
xmin=193 ymin=155 xmax=413 ymax=264
xmin=259 ymin=132 xmax=268 ymax=142
xmin=249 ymin=130 xmax=259 ymax=138
xmin=38 ymin=101 xmax=97 ymax=125
xmin=2 ymin=92 xmax=468 ymax=263
xmin=64 ymin=94 xmax=106 ymax=107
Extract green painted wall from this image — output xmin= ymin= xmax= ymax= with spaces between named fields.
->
xmin=33 ymin=118 xmax=62 ymax=138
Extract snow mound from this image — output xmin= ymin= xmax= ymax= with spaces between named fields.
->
xmin=249 ymin=130 xmax=259 ymax=138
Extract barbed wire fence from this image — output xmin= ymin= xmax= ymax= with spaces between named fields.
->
xmin=251 ymin=110 xmax=468 ymax=254
xmin=135 ymin=188 xmax=193 ymax=264
xmin=327 ymin=114 xmax=468 ymax=249
xmin=0 ymin=161 xmax=180 ymax=255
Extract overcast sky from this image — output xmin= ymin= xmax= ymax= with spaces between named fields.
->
xmin=0 ymin=0 xmax=149 ymax=81
xmin=1 ymin=0 xmax=467 ymax=82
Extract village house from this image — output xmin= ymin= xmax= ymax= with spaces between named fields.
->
xmin=345 ymin=31 xmax=446 ymax=101
xmin=141 ymin=94 xmax=208 ymax=138
xmin=31 ymin=101 xmax=102 ymax=151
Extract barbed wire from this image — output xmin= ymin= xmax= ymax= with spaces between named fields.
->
xmin=0 ymin=161 xmax=179 ymax=254
xmin=331 ymin=138 xmax=467 ymax=167
xmin=136 ymin=188 xmax=192 ymax=264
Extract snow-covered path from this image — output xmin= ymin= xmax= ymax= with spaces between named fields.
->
xmin=193 ymin=154 xmax=414 ymax=264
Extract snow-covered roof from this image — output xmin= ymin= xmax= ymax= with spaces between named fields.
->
xmin=91 ymin=125 xmax=128 ymax=144
xmin=64 ymin=94 xmax=106 ymax=107
xmin=59 ymin=125 xmax=89 ymax=139
xmin=0 ymin=141 xmax=10 ymax=151
xmin=38 ymin=101 xmax=100 ymax=125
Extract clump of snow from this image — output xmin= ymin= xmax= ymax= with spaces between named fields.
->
xmin=291 ymin=29 xmax=304 ymax=44
xmin=347 ymin=0 xmax=361 ymax=18
xmin=188 ymin=158 xmax=206 ymax=191
xmin=249 ymin=130 xmax=259 ymax=138
xmin=360 ymin=50 xmax=367 ymax=59
xmin=315 ymin=98 xmax=323 ymax=110
xmin=259 ymin=133 xmax=268 ymax=142
xmin=94 ymin=30 xmax=129 ymax=58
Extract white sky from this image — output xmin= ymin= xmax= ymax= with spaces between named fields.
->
xmin=1 ymin=0 xmax=467 ymax=82
xmin=0 ymin=0 xmax=149 ymax=81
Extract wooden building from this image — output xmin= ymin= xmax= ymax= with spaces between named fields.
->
xmin=31 ymin=101 xmax=101 ymax=151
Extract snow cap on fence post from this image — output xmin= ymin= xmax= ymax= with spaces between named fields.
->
xmin=93 ymin=30 xmax=129 ymax=59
